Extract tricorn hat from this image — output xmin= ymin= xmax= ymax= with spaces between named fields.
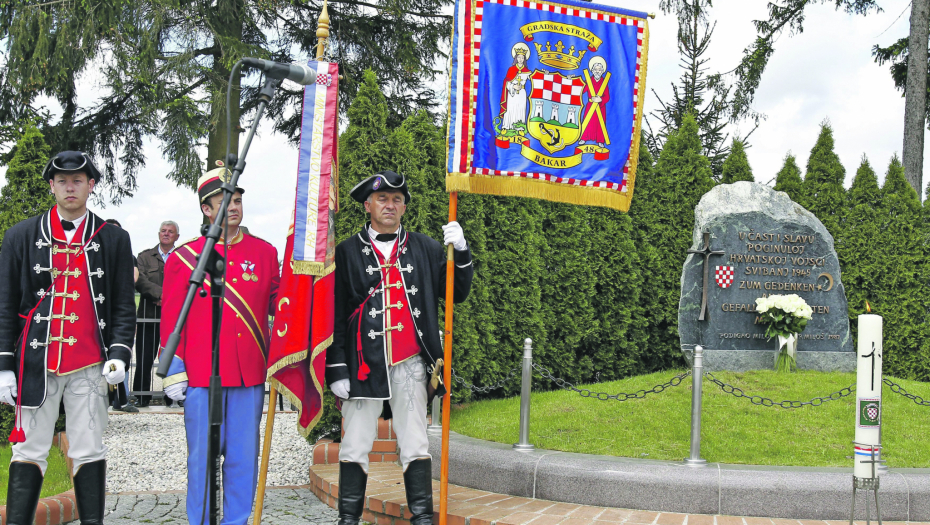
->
xmin=350 ymin=170 xmax=410 ymax=204
xmin=42 ymin=151 xmax=102 ymax=182
xmin=197 ymin=161 xmax=245 ymax=204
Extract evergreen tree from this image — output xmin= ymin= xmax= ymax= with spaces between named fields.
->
xmin=847 ymin=156 xmax=881 ymax=208
xmin=802 ymin=123 xmax=847 ymax=239
xmin=335 ymin=70 xmax=395 ymax=242
xmin=719 ymin=139 xmax=753 ymax=183
xmin=646 ymin=0 xmax=757 ymax=177
xmin=838 ymin=155 xmax=882 ymax=332
xmin=774 ymin=153 xmax=804 ymax=203
xmin=871 ymin=157 xmax=927 ymax=378
xmin=632 ymin=113 xmax=714 ymax=370
xmin=0 ymin=122 xmax=55 ymax=244
xmin=0 ymin=0 xmax=452 ymax=198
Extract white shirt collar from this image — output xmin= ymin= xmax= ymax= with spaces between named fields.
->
xmin=368 ymin=225 xmax=400 ymax=258
xmin=56 ymin=209 xmax=87 ymax=244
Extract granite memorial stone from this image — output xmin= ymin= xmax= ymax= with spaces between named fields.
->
xmin=678 ymin=181 xmax=855 ymax=372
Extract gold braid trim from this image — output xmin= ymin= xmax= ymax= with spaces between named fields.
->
xmin=293 ymin=261 xmax=336 ymax=277
xmin=626 ymin=20 xmax=649 ymax=201
xmin=446 ymin=172 xmax=632 ymax=212
xmin=163 ymin=372 xmax=189 ymax=388
xmin=267 ymin=333 xmax=333 ymax=438
xmin=265 ymin=349 xmax=309 ymax=380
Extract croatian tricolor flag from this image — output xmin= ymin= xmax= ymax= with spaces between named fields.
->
xmin=267 ymin=60 xmax=338 ymax=437
xmin=293 ymin=60 xmax=339 ymax=272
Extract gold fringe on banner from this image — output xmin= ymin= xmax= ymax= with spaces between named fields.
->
xmin=266 ymin=349 xmax=308 ymax=379
xmin=446 ymin=172 xmax=632 ymax=212
xmin=293 ymin=261 xmax=336 ymax=277
xmin=267 ymin=335 xmax=332 ymax=438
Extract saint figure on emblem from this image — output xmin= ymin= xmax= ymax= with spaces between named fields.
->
xmin=499 ymin=43 xmax=532 ymax=131
xmin=579 ymin=56 xmax=611 ymax=148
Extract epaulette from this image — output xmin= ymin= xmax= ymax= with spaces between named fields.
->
xmin=178 ymin=236 xmax=200 ymax=248
xmin=244 ymin=231 xmax=276 ymax=248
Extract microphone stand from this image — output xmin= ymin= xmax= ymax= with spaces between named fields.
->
xmin=156 ymin=72 xmax=283 ymax=525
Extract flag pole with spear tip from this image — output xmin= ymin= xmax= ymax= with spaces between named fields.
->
xmin=252 ymin=4 xmax=331 ymax=523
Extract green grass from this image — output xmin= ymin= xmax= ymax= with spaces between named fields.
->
xmin=0 ymin=445 xmax=73 ymax=504
xmin=449 ymin=370 xmax=930 ymax=468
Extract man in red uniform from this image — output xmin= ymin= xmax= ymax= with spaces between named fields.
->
xmin=0 ymin=151 xmax=137 ymax=525
xmin=160 ymin=163 xmax=279 ymax=525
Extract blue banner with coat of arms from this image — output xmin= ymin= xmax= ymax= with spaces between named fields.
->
xmin=446 ymin=0 xmax=649 ymax=211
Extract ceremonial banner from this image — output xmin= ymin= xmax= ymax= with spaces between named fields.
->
xmin=267 ymin=60 xmax=338 ymax=437
xmin=446 ymin=0 xmax=649 ymax=211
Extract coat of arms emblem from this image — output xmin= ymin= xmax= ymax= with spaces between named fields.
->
xmin=493 ymin=32 xmax=613 ymax=168
xmin=714 ymin=266 xmax=735 ymax=288
xmin=527 ymin=71 xmax=584 ymax=154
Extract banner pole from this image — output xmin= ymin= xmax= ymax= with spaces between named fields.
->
xmin=439 ymin=192 xmax=458 ymax=525
xmin=253 ymin=387 xmax=279 ymax=525
xmin=254 ymin=4 xmax=330 ymax=523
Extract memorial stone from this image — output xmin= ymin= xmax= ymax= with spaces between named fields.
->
xmin=678 ymin=181 xmax=855 ymax=372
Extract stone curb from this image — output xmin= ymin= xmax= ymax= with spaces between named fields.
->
xmin=428 ymin=432 xmax=930 ymax=521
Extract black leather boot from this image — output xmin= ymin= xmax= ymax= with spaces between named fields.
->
xmin=5 ymin=461 xmax=44 ymax=525
xmin=337 ymin=461 xmax=368 ymax=525
xmin=403 ymin=458 xmax=435 ymax=525
xmin=73 ymin=459 xmax=106 ymax=524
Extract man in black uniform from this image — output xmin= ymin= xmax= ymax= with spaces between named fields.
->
xmin=325 ymin=170 xmax=474 ymax=525
xmin=0 ymin=151 xmax=137 ymax=525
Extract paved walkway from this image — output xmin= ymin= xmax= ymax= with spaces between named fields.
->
xmin=62 ymin=487 xmax=338 ymax=525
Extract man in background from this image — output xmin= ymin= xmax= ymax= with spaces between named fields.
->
xmin=135 ymin=220 xmax=179 ymax=407
xmin=105 ymin=218 xmax=139 ymax=413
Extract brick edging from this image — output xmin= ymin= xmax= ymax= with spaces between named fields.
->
xmin=1 ymin=432 xmax=79 ymax=525
xmin=310 ymin=465 xmax=421 ymax=525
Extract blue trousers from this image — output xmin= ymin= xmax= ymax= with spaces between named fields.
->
xmin=184 ymin=385 xmax=264 ymax=525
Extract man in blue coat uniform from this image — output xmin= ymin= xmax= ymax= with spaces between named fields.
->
xmin=325 ymin=170 xmax=474 ymax=525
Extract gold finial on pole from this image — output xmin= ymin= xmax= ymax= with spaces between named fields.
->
xmin=316 ymin=0 xmax=331 ymax=60
xmin=648 ymin=12 xmax=656 ymax=19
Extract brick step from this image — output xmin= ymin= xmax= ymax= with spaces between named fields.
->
xmin=312 ymin=417 xmax=401 ymax=465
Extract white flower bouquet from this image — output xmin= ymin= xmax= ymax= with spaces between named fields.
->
xmin=754 ymin=294 xmax=814 ymax=372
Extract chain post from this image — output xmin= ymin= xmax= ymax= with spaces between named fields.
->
xmin=513 ymin=338 xmax=534 ymax=451
xmin=428 ymin=394 xmax=442 ymax=435
xmin=684 ymin=345 xmax=707 ymax=467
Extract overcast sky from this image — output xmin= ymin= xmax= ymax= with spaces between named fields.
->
xmin=0 ymin=0 xmax=921 ymax=255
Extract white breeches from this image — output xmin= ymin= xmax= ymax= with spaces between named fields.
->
xmin=11 ymin=364 xmax=108 ymax=475
xmin=339 ymin=356 xmax=430 ymax=473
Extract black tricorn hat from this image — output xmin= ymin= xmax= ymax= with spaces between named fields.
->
xmin=350 ymin=170 xmax=410 ymax=204
xmin=42 ymin=151 xmax=102 ymax=182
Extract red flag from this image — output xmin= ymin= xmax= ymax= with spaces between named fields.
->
xmin=267 ymin=228 xmax=334 ymax=436
xmin=266 ymin=60 xmax=339 ymax=436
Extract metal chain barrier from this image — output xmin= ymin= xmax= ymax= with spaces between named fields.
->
xmin=451 ymin=365 xmax=521 ymax=394
xmin=704 ymin=371 xmax=855 ymax=408
xmin=532 ymin=362 xmax=691 ymax=401
xmin=883 ymin=377 xmax=930 ymax=407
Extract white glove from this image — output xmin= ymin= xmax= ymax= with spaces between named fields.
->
xmin=165 ymin=381 xmax=188 ymax=401
xmin=102 ymin=359 xmax=126 ymax=385
xmin=330 ymin=379 xmax=350 ymax=399
xmin=0 ymin=370 xmax=17 ymax=405
xmin=442 ymin=221 xmax=467 ymax=251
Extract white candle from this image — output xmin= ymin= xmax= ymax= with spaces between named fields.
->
xmin=854 ymin=313 xmax=883 ymax=478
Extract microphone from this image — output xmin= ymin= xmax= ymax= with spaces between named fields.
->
xmin=241 ymin=57 xmax=317 ymax=85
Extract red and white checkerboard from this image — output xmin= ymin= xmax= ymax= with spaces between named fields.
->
xmin=715 ymin=265 xmax=735 ymax=288
xmin=530 ymin=71 xmax=584 ymax=106
xmin=317 ymin=73 xmax=333 ymax=86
